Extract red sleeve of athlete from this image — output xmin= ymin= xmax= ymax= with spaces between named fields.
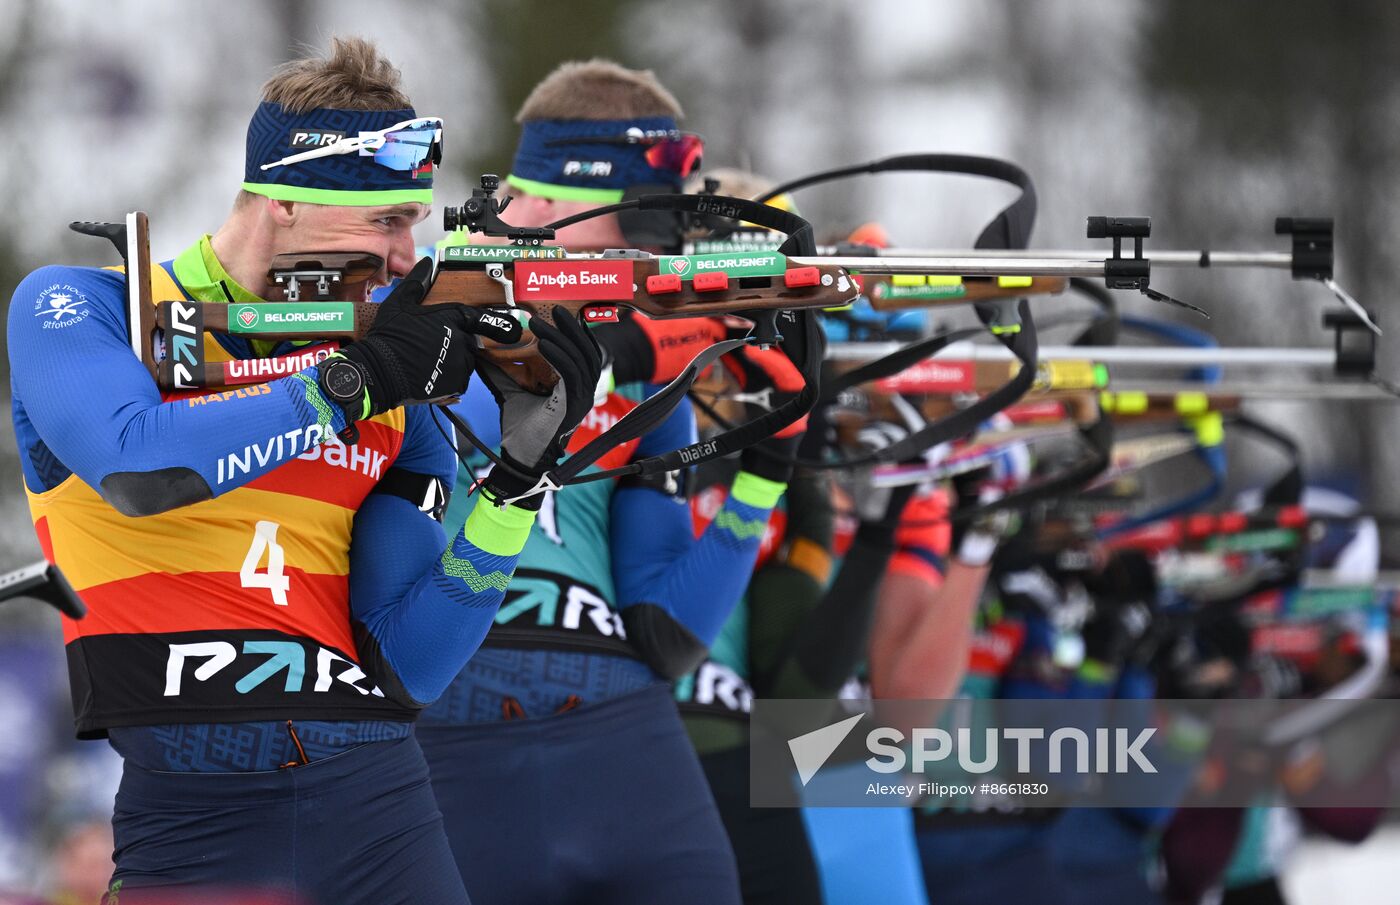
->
xmin=632 ymin=317 xmax=728 ymax=383
xmin=888 ymin=488 xmax=952 ymax=584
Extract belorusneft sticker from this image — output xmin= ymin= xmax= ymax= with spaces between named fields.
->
xmin=228 ymin=303 xmax=354 ymax=334
xmin=657 ymin=252 xmax=788 ymax=281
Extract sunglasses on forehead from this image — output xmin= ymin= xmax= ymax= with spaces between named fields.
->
xmin=260 ymin=117 xmax=445 ymax=173
xmin=545 ymin=129 xmax=705 ymax=178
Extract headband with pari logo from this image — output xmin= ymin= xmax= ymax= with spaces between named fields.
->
xmin=507 ymin=116 xmax=700 ymax=203
xmin=243 ymin=102 xmax=436 ymax=206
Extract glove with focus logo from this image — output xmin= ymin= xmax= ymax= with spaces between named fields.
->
xmin=318 ymin=257 xmax=520 ymax=425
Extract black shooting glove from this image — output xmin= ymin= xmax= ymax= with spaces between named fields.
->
xmin=1082 ymin=549 xmax=1159 ymax=667
xmin=476 ymin=309 xmax=603 ymax=510
xmin=321 ymin=257 xmax=519 ymax=423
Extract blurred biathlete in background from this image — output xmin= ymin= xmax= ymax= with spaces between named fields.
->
xmin=1160 ymin=490 xmax=1391 ymax=905
xmin=6 ymin=37 xmax=600 ymax=905
xmin=666 ymin=169 xmax=1011 ymax=905
xmin=416 ymin=60 xmax=799 ymax=905
xmin=907 ymin=532 xmax=1169 ymax=905
xmin=799 ymin=456 xmax=1016 ymax=905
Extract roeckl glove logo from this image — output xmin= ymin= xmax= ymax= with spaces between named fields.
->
xmin=477 ymin=311 xmax=516 ymax=334
xmin=788 ymin=714 xmax=864 ymax=786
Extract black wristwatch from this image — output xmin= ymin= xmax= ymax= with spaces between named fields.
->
xmin=319 ymin=356 xmax=366 ymax=406
xmin=317 ymin=355 xmax=368 ymax=442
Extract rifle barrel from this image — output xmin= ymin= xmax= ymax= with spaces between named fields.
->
xmin=791 ymin=255 xmax=1109 ymax=278
xmin=828 ymin=343 xmax=1337 ymax=367
xmin=1109 ymin=381 xmax=1399 ymax=401
xmin=871 ymin=249 xmax=1294 ymax=269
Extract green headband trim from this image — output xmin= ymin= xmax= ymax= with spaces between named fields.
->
xmin=505 ymin=174 xmax=624 ymax=204
xmin=241 ymin=182 xmax=433 ymax=206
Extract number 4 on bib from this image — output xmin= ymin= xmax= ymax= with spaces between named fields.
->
xmin=241 ymin=520 xmax=290 ymax=606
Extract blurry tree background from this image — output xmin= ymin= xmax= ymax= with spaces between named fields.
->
xmin=2 ymin=0 xmax=1400 ymax=894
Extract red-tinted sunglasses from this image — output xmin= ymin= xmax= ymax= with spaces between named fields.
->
xmin=546 ymin=129 xmax=705 ymax=178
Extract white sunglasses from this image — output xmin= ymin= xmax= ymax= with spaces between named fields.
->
xmin=260 ymin=116 xmax=444 ymax=172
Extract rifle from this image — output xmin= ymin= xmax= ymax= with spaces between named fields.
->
xmin=686 ymin=232 xmax=1071 ymax=312
xmin=683 ymin=153 xmax=1233 ymax=504
xmin=449 ymin=157 xmax=1209 ymax=480
xmin=831 ymin=306 xmax=1383 ymax=391
xmin=1105 ymin=505 xmax=1312 ymax=556
xmin=700 ymin=154 xmax=1211 ymax=320
xmin=75 ymin=184 xmax=859 ymax=396
xmin=699 ymin=213 xmax=1367 ymax=334
xmin=69 ymin=183 xmax=859 ymax=489
xmin=0 ymin=562 xmax=86 ymax=619
xmin=863 ymin=217 xmax=1375 ymax=333
xmin=787 ymin=213 xmax=1357 ymax=326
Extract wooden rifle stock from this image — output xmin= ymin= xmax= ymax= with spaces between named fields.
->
xmin=137 ymin=230 xmax=859 ymax=393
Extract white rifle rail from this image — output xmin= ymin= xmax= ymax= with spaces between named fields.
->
xmin=788 ymin=255 xmax=1115 ymax=278
xmin=827 ymin=342 xmax=1338 ymax=367
xmin=862 ymin=248 xmax=1295 ymax=269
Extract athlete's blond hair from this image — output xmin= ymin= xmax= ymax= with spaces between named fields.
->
xmin=516 ymin=59 xmax=682 ymax=122
xmin=263 ymin=36 xmax=411 ymax=114
xmin=237 ymin=37 xmax=412 ymax=208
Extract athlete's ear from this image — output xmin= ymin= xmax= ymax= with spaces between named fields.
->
xmin=509 ymin=192 xmax=555 ymax=226
xmin=266 ymin=197 xmax=298 ymax=229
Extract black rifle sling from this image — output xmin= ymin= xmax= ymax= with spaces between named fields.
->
xmin=1229 ymin=414 xmax=1304 ymax=508
xmin=951 ymin=416 xmax=1116 ymax=525
xmin=759 ymin=154 xmax=1044 ymax=468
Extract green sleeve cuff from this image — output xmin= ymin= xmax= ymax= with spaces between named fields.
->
xmin=1076 ymin=658 xmax=1118 ymax=685
xmin=463 ymin=500 xmax=537 ymax=556
xmin=731 ymin=471 xmax=787 ymax=510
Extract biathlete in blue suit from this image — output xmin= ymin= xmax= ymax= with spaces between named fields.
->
xmin=8 ymin=38 xmax=601 ymax=905
xmin=416 ymin=60 xmax=799 ymax=905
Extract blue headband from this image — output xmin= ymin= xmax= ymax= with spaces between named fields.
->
xmin=507 ymin=116 xmax=683 ymax=203
xmin=243 ymin=102 xmax=433 ymax=206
